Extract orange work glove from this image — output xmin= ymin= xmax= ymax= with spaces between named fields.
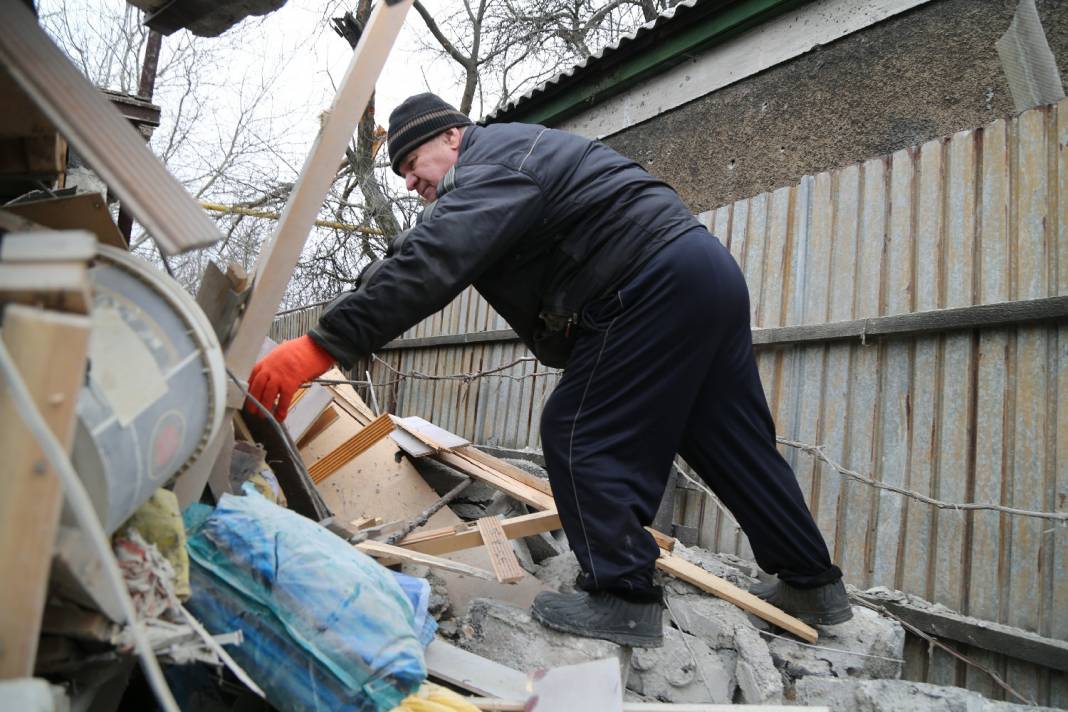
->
xmin=246 ymin=335 xmax=335 ymax=421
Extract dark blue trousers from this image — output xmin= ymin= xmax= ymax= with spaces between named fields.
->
xmin=541 ymin=228 xmax=841 ymax=599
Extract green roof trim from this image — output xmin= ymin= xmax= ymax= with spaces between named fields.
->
xmin=493 ymin=0 xmax=806 ymax=127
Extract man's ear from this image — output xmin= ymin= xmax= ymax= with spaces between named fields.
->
xmin=444 ymin=126 xmax=463 ymax=149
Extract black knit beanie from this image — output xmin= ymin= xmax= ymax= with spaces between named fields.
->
xmin=388 ymin=93 xmax=472 ymax=175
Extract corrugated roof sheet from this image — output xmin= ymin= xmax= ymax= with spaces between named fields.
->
xmin=484 ymin=0 xmax=707 ymax=122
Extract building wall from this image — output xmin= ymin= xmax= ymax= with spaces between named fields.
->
xmin=600 ymin=0 xmax=1068 ymax=215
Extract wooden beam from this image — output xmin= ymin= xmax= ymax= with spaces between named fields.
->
xmin=853 ymin=591 xmax=1068 ymax=672
xmin=434 ymin=450 xmax=557 ymax=511
xmin=0 ymin=262 xmax=90 ymax=314
xmin=476 ymin=516 xmax=526 ymax=584
xmin=458 ymin=446 xmax=553 ymax=497
xmin=0 ymin=2 xmax=220 ymax=255
xmin=355 ymin=540 xmax=497 ymax=581
xmin=225 ymin=0 xmax=413 ymax=378
xmin=0 ymin=231 xmax=97 ymax=263
xmin=307 ymin=412 xmax=394 ymax=484
xmin=398 ymin=510 xmax=563 ymax=556
xmin=0 ymin=305 xmax=90 ymax=678
xmin=424 ymin=639 xmax=529 ymax=700
xmin=655 ymin=551 xmax=818 ymax=643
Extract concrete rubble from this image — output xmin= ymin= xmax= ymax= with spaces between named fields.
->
xmin=424 ymin=542 xmax=1048 ymax=710
xmin=795 ymin=678 xmax=1063 ymax=712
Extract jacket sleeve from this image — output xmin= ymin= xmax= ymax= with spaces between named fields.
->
xmin=309 ymin=163 xmax=545 ymax=369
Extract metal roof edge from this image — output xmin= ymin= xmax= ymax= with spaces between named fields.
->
xmin=484 ymin=0 xmax=807 ymax=127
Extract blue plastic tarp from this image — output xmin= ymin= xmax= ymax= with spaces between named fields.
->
xmin=184 ymin=492 xmax=428 ymax=711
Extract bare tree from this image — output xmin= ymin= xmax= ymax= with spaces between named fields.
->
xmin=410 ymin=0 xmax=680 ymax=117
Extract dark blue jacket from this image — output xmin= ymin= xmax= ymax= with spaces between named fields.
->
xmin=310 ymin=122 xmax=701 ymax=368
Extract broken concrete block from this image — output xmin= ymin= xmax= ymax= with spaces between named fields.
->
xmin=795 ymin=677 xmax=1061 ymax=712
xmin=664 ymin=593 xmax=751 ymax=649
xmin=532 ymin=551 xmax=583 ymax=593
xmin=664 ymin=592 xmax=782 ymax=704
xmin=627 ymin=626 xmax=736 ymax=704
xmin=767 ymin=605 xmax=904 ymax=681
xmin=732 ymin=623 xmax=784 ymax=705
xmin=457 ymin=597 xmax=625 ymax=674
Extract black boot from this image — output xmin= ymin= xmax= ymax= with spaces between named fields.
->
xmin=530 ymin=590 xmax=664 ymax=647
xmin=750 ymin=577 xmax=853 ymax=626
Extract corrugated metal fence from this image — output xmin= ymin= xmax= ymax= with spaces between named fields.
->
xmin=273 ymin=100 xmax=1067 ymax=705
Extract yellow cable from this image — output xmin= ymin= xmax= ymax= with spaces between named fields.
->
xmin=199 ymin=201 xmax=384 ymax=235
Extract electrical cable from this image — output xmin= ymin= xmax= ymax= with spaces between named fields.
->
xmin=0 ymin=341 xmax=181 ymax=712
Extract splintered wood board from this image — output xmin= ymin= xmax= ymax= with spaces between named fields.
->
xmin=398 ymin=510 xmax=563 ymax=556
xmin=356 ymin=540 xmax=497 ymax=581
xmin=300 ymin=403 xmax=547 ymax=611
xmin=476 ymin=516 xmax=525 ymax=584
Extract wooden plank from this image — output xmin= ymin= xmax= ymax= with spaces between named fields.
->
xmin=0 ymin=262 xmax=90 ymax=314
xmin=393 ymin=415 xmax=470 ymax=450
xmin=0 ymin=231 xmax=97 ymax=262
xmin=225 ymin=0 xmax=414 ymax=378
xmin=435 ymin=450 xmax=557 ymax=511
xmin=0 ymin=3 xmax=219 ymax=255
xmin=307 ymin=413 xmax=394 ymax=484
xmin=356 ymin=540 xmax=497 ymax=581
xmin=458 ymin=446 xmax=553 ymax=497
xmin=0 ymin=305 xmax=90 ymax=678
xmin=303 ymin=406 xmax=548 ymax=611
xmin=425 ymin=639 xmax=529 ymax=700
xmin=476 ymin=516 xmax=526 ymax=584
xmin=349 ymin=516 xmax=382 ymax=530
xmin=854 ymin=591 xmax=1068 ymax=672
xmin=655 ymin=551 xmax=818 ymax=643
xmin=398 ymin=510 xmax=563 ymax=556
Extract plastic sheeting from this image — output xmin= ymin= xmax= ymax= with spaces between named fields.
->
xmin=184 ymin=492 xmax=427 ymax=711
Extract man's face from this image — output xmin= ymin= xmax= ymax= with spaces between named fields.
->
xmin=400 ymin=127 xmax=463 ymax=202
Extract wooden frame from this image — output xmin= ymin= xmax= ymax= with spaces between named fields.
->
xmin=0 ymin=306 xmax=90 ymax=677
